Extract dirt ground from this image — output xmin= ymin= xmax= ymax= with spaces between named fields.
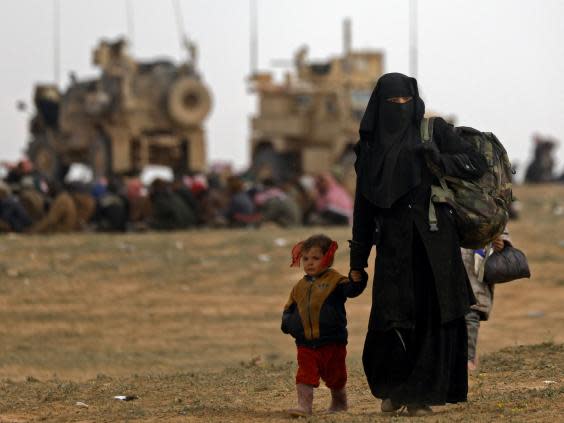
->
xmin=0 ymin=184 xmax=562 ymax=422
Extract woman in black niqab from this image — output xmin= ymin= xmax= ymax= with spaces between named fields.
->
xmin=355 ymin=72 xmax=425 ymax=209
xmin=350 ymin=72 xmax=489 ymax=416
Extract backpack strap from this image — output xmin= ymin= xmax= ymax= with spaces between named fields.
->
xmin=477 ymin=243 xmax=493 ymax=282
xmin=420 ymin=117 xmax=444 ymax=180
xmin=429 ymin=185 xmax=451 ymax=231
xmin=420 ymin=117 xmax=454 ymax=232
xmin=420 ymin=117 xmax=435 ymax=144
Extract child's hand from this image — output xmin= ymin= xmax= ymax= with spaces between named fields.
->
xmin=492 ymin=237 xmax=505 ymax=252
xmin=350 ymin=270 xmax=363 ymax=282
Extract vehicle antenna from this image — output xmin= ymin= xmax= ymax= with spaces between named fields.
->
xmin=172 ymin=0 xmax=189 ymax=59
xmin=249 ymin=0 xmax=258 ymax=76
xmin=409 ymin=0 xmax=418 ymax=79
xmin=53 ymin=0 xmax=61 ymax=86
xmin=125 ymin=0 xmax=135 ymax=51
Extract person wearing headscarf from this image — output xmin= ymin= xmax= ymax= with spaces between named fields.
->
xmin=95 ymin=177 xmax=129 ymax=232
xmin=28 ymin=181 xmax=79 ymax=233
xmin=349 ymin=73 xmax=488 ymax=416
xmin=125 ymin=178 xmax=151 ymax=229
xmin=0 ymin=181 xmax=32 ymax=232
xmin=311 ymin=173 xmax=353 ymax=226
xmin=148 ymin=178 xmax=196 ymax=230
xmin=224 ymin=176 xmax=259 ymax=227
xmin=254 ymin=178 xmax=301 ymax=227
xmin=17 ymin=176 xmax=47 ymax=222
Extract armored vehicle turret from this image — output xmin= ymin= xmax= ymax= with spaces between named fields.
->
xmin=27 ymin=38 xmax=212 ymax=181
xmin=248 ymin=20 xmax=384 ymax=192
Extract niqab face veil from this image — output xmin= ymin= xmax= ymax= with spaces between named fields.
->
xmin=355 ymin=73 xmax=426 ymax=208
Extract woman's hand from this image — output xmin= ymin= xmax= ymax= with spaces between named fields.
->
xmin=350 ymin=270 xmax=364 ymax=282
xmin=414 ymin=141 xmax=442 ymax=167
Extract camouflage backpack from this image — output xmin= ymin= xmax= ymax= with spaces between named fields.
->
xmin=421 ymin=117 xmax=514 ymax=249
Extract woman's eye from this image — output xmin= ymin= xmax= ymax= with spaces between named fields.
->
xmin=386 ymin=97 xmax=412 ymax=104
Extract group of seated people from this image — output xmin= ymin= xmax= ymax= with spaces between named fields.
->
xmin=0 ymin=160 xmax=355 ymax=234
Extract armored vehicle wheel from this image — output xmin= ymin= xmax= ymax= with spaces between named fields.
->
xmin=167 ymin=78 xmax=211 ymax=127
xmin=89 ymin=134 xmax=112 ymax=180
xmin=28 ymin=135 xmax=61 ymax=181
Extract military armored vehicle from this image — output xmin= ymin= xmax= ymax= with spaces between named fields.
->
xmin=27 ymin=38 xmax=212 ymax=181
xmin=524 ymin=135 xmax=558 ymax=183
xmin=248 ymin=20 xmax=384 ymax=191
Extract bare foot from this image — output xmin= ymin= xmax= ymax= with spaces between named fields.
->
xmin=407 ymin=404 xmax=433 ymax=416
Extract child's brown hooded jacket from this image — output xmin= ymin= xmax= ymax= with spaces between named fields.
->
xmin=281 ymin=268 xmax=367 ymax=348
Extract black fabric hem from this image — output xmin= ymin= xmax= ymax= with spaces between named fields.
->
xmin=370 ymin=394 xmax=468 ymax=406
xmin=295 ymin=338 xmax=348 ymax=349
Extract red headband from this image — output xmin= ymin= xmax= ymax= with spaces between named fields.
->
xmin=290 ymin=240 xmax=338 ymax=268
xmin=290 ymin=241 xmax=304 ymax=267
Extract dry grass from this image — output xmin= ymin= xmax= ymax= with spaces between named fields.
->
xmin=0 ymin=184 xmax=562 ymax=421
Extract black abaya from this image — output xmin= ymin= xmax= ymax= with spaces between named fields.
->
xmin=351 ymin=73 xmax=488 ymax=407
xmin=362 ymin=227 xmax=468 ymax=405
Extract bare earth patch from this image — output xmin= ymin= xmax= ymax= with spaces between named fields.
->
xmin=0 ymin=184 xmax=562 ymax=421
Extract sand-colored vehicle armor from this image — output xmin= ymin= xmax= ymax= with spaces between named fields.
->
xmin=248 ymin=21 xmax=384 ymax=192
xmin=27 ymin=38 xmax=212 ymax=181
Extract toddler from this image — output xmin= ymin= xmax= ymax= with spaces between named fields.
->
xmin=281 ymin=234 xmax=367 ymax=416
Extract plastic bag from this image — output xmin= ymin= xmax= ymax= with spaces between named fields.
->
xmin=484 ymin=246 xmax=530 ymax=284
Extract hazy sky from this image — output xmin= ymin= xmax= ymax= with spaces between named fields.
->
xmin=1 ymin=0 xmax=563 ymax=177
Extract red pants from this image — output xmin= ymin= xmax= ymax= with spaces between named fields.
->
xmin=296 ymin=344 xmax=347 ymax=389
